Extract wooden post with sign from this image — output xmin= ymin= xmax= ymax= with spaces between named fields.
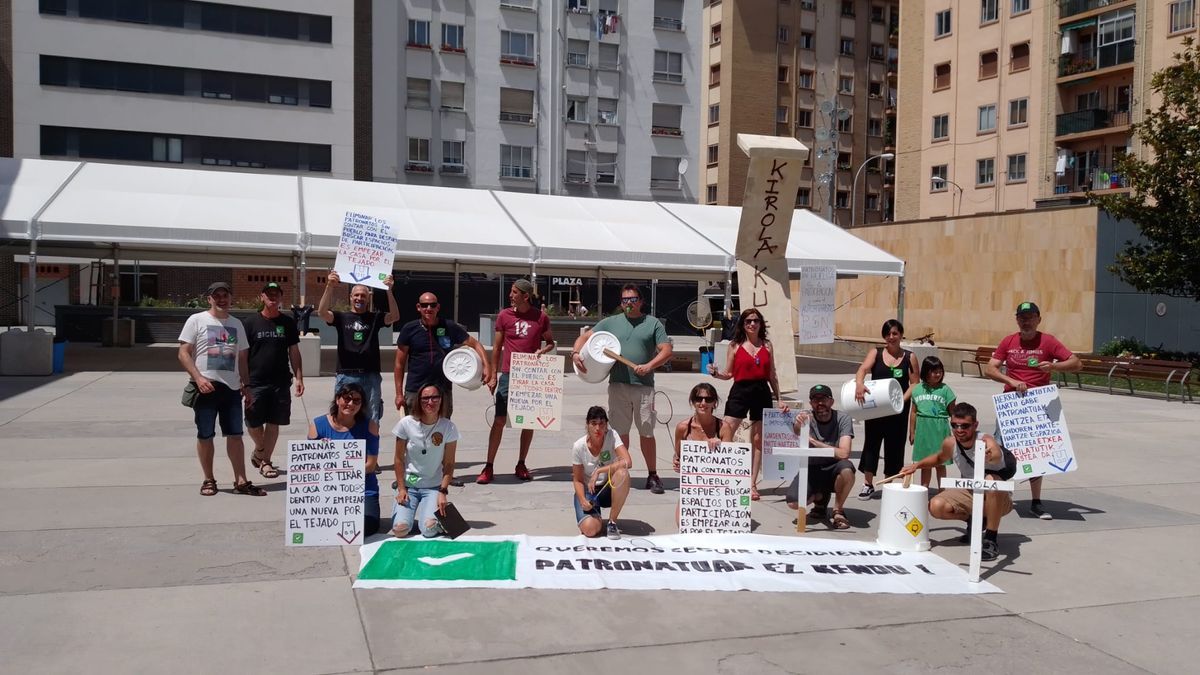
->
xmin=734 ymin=135 xmax=810 ymax=394
xmin=940 ymin=440 xmax=1015 ymax=583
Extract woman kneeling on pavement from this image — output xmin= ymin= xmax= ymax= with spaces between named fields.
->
xmin=308 ymin=382 xmax=381 ymax=535
xmin=391 ymin=383 xmax=459 ymax=538
xmin=572 ymin=406 xmax=632 ymax=540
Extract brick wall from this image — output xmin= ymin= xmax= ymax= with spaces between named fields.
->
xmin=155 ymin=267 xmax=233 ymax=305
xmin=0 ymin=246 xmax=18 ymax=324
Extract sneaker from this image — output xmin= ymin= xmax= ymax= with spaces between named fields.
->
xmin=476 ymin=465 xmax=494 ymax=485
xmin=981 ymin=539 xmax=1000 ymax=562
xmin=958 ymin=530 xmax=972 ymax=544
xmin=646 ymin=473 xmax=665 ymax=495
xmin=1030 ymin=502 xmax=1052 ymax=520
xmin=857 ymin=484 xmax=875 ymax=501
xmin=606 ymin=521 xmax=621 ymax=540
xmin=514 ymin=463 xmax=532 ymax=481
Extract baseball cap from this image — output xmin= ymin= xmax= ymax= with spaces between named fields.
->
xmin=206 ymin=282 xmax=232 ymax=296
xmin=262 ymin=281 xmax=283 ymax=294
xmin=1015 ymin=301 xmax=1040 ymax=315
xmin=809 ymin=384 xmax=834 ymax=399
xmin=513 ymin=279 xmax=535 ymax=295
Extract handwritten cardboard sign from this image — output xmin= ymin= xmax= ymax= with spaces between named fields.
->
xmin=799 ymin=265 xmax=836 ymax=344
xmin=992 ymin=385 xmax=1077 ymax=479
xmin=679 ymin=440 xmax=752 ymax=534
xmin=507 ymin=352 xmax=564 ymax=431
xmin=762 ymin=408 xmax=805 ymax=482
xmin=334 ymin=211 xmax=396 ymax=290
xmin=285 ymin=439 xmax=365 ymax=546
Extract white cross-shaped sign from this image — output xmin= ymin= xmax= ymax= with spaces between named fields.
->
xmin=775 ymin=444 xmax=835 ymax=534
xmin=940 ymin=439 xmax=1015 ymax=583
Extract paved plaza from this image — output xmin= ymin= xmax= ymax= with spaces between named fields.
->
xmin=1 ymin=348 xmax=1198 ymax=674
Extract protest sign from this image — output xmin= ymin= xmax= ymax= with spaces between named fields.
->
xmin=799 ymin=265 xmax=836 ymax=344
xmin=507 ymin=352 xmax=564 ymax=431
xmin=333 ymin=211 xmax=396 ymax=290
xmin=992 ymin=384 xmax=1077 ymax=479
xmin=354 ymin=533 xmax=1001 ymax=594
xmin=761 ymin=408 xmax=804 ymax=482
xmin=679 ymin=440 xmax=752 ymax=534
xmin=285 ymin=439 xmax=365 ymax=546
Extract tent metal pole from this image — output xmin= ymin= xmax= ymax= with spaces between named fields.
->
xmin=453 ymin=260 xmax=460 ymax=323
xmin=897 ymin=274 xmax=906 ymax=324
xmin=25 ymin=160 xmax=85 ymax=330
xmin=596 ymin=267 xmax=603 ymax=312
xmin=111 ymin=244 xmax=120 ymax=346
xmin=724 ymin=264 xmax=733 ymax=320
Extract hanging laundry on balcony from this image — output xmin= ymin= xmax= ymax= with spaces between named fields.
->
xmin=1055 ymin=149 xmax=1070 ymax=176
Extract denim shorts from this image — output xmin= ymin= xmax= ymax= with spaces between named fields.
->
xmin=193 ymin=382 xmax=244 ymax=440
xmin=572 ymin=484 xmax=613 ymax=525
xmin=392 ymin=487 xmax=443 ymax=537
xmin=494 ymin=372 xmax=511 ymax=418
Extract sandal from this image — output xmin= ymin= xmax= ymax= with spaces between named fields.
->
xmin=250 ymin=449 xmax=266 ymax=469
xmin=233 ymin=480 xmax=267 ymax=496
xmin=200 ymin=479 xmax=218 ymax=496
xmin=831 ymin=509 xmax=850 ymax=530
xmin=750 ymin=486 xmax=761 ymax=501
xmin=258 ymin=461 xmax=280 ymax=479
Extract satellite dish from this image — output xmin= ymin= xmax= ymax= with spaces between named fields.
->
xmin=837 ymin=108 xmax=851 ymax=121
xmin=819 ymin=100 xmax=835 ymax=114
xmin=678 ymin=158 xmax=690 ymax=175
xmin=815 ymin=128 xmax=830 ymax=142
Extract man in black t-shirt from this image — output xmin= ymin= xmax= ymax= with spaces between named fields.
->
xmin=243 ymin=282 xmax=304 ymax=479
xmin=393 ymin=291 xmax=490 ymax=418
xmin=317 ymin=270 xmax=400 ymax=422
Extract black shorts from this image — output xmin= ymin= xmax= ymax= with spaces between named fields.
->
xmin=245 ymin=383 xmax=291 ymax=427
xmin=723 ymin=379 xmax=773 ymax=422
xmin=786 ymin=459 xmax=856 ymax=505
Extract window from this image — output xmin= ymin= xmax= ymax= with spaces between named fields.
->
xmin=706 ymin=185 xmax=718 ymax=204
xmin=566 ymin=96 xmax=588 ymax=122
xmin=796 ymin=187 xmax=811 ymax=207
xmin=152 ymin=136 xmax=183 ymax=163
xmin=933 ymin=62 xmax=951 ymax=90
xmin=1008 ymin=98 xmax=1028 ymax=127
xmin=406 ymin=77 xmax=431 ymax=108
xmin=1007 ymin=153 xmax=1026 ymax=182
xmin=44 ymin=1 xmax=331 ymax=44
xmin=500 ymin=144 xmax=534 ymax=179
xmin=976 ymin=157 xmax=995 ymax=186
xmin=1170 ymin=1 xmax=1196 ymax=32
xmin=41 ymin=126 xmax=329 ymax=171
xmin=442 ymin=141 xmax=464 ymax=172
xmin=869 ymin=81 xmax=884 ymax=98
xmin=778 ymin=26 xmax=790 ymax=43
xmin=499 ymin=87 xmax=535 ymax=123
xmin=501 ymin=30 xmax=535 ymax=63
xmin=837 ymin=114 xmax=852 ymax=133
xmin=799 ymin=32 xmax=814 ymax=49
xmin=778 ymin=66 xmax=789 ymax=83
xmin=710 ymin=65 xmax=721 ymax=86
xmin=708 ymin=104 xmax=719 ymax=125
xmin=651 ymin=103 xmax=683 ymax=135
xmin=978 ymin=104 xmax=997 ymax=132
xmin=596 ymin=152 xmax=617 ymax=184
xmin=935 ymin=9 xmax=952 ymax=37
xmin=1010 ymin=43 xmax=1030 ymax=72
xmin=979 ymin=50 xmax=998 ymax=79
xmin=565 ymin=150 xmax=588 ymax=183
xmin=441 ymin=81 xmax=465 ymax=110
xmin=932 ymin=114 xmax=950 ymax=141
xmin=839 ymin=38 xmax=854 ymax=56
xmin=408 ymin=19 xmax=431 ymax=47
xmin=838 ymin=76 xmax=853 ymax=94
xmin=711 ymin=24 xmax=721 ymax=45
xmin=930 ymin=164 xmax=948 ymax=191
xmin=706 ymin=145 xmax=720 ymax=166
xmin=835 ymin=191 xmax=849 ymax=208
xmin=776 ymin=106 xmax=789 ymax=124
xmin=598 ymin=97 xmax=619 ymax=124
xmin=598 ymin=43 xmax=620 ymax=69
xmin=408 ymin=137 xmax=430 ymax=163
xmin=868 ymin=118 xmax=883 ymax=136
xmin=567 ymin=39 xmax=588 ymax=66
xmin=841 ymin=1 xmax=855 ymax=17
xmin=800 ymin=0 xmax=815 ymax=9
xmin=650 ymin=156 xmax=681 ymax=189
xmin=1098 ymin=9 xmax=1136 ymax=68
xmin=871 ymin=5 xmax=885 ymax=24
xmin=654 ymin=50 xmax=684 ymax=82
xmin=797 ymin=70 xmax=814 ymax=89
xmin=796 ymin=108 xmax=813 ymax=127
xmin=442 ymin=23 xmax=465 ymax=50
xmin=870 ymin=43 xmax=885 ymax=61
xmin=1012 ymin=0 xmax=1029 ymax=15
xmin=981 ymin=0 xmax=998 ymax=24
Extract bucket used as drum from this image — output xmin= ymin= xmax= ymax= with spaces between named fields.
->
xmin=577 ymin=331 xmax=621 ymax=384
xmin=442 ymin=346 xmax=483 ymax=391
xmin=875 ymin=483 xmax=931 ymax=552
xmin=838 ymin=378 xmax=903 ymax=421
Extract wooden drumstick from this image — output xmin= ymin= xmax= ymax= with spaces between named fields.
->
xmin=602 ymin=348 xmax=639 ymax=370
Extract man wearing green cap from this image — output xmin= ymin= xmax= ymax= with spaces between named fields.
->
xmin=243 ymin=281 xmax=304 ymax=479
xmin=985 ymin=301 xmax=1080 ymax=519
xmin=784 ymin=384 xmax=856 ymax=529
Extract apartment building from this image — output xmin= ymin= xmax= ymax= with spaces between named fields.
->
xmin=5 ymin=0 xmax=355 ymax=177
xmin=371 ymin=0 xmax=702 ymax=201
xmin=895 ymin=0 xmax=1199 ymax=220
xmin=701 ymin=0 xmax=899 ymax=226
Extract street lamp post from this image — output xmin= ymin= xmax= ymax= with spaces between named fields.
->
xmin=931 ymin=176 xmax=964 ymax=216
xmin=851 ymin=152 xmax=895 ymax=227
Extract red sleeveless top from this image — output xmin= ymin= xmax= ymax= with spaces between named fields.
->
xmin=731 ymin=343 xmax=771 ymax=381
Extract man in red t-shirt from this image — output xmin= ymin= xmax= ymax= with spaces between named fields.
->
xmin=478 ymin=279 xmax=556 ymax=484
xmin=985 ymin=301 xmax=1081 ymax=519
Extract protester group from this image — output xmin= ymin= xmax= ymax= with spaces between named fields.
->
xmin=178 ymin=275 xmax=1080 ymax=561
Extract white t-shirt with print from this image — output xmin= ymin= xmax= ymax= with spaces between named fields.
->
xmin=392 ymin=416 xmax=459 ymax=489
xmin=571 ymin=428 xmax=625 ymax=487
xmin=178 ymin=311 xmax=248 ymax=391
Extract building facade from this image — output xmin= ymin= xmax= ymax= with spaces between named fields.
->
xmin=700 ymin=0 xmax=899 ymax=226
xmin=8 ymin=0 xmax=355 ymax=177
xmin=371 ymin=0 xmax=703 ymax=201
xmin=895 ymin=0 xmax=1200 ymax=221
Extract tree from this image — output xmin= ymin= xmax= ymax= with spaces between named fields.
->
xmin=1091 ymin=37 xmax=1200 ymax=301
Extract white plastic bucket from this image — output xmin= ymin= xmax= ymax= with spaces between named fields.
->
xmin=577 ymin=330 xmax=621 ymax=383
xmin=442 ymin=347 xmax=483 ymax=391
xmin=876 ymin=483 xmax=931 ymax=552
xmin=839 ymin=378 xmax=903 ymax=421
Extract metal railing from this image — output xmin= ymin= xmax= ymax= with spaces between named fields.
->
xmin=567 ymin=53 xmax=589 ymax=67
xmin=652 ymin=71 xmax=683 ymax=83
xmin=1056 ymin=166 xmax=1128 ymax=193
xmin=499 ymin=111 xmax=534 ymax=123
xmin=653 ymin=16 xmax=683 ymax=31
xmin=1058 ymin=0 xmax=1129 ymax=19
xmin=439 ymin=164 xmax=466 ymax=175
xmin=500 ymin=165 xmax=534 ymax=179
xmin=650 ymin=177 xmax=680 ymax=190
xmin=1059 ymin=41 xmax=1134 ymax=76
xmin=1055 ymin=107 xmax=1131 ymax=136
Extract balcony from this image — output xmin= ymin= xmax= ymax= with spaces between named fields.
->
xmin=1058 ymin=41 xmax=1135 ymax=77
xmin=501 ymin=0 xmax=535 ymax=10
xmin=1055 ymin=107 xmax=1131 ymax=137
xmin=1055 ymin=166 xmax=1128 ymax=194
xmin=404 ymin=161 xmax=433 ymax=174
xmin=596 ymin=172 xmax=618 ymax=186
xmin=653 ymin=16 xmax=683 ymax=31
xmin=439 ymin=164 xmax=467 ymax=175
xmin=500 ymin=111 xmax=534 ymax=124
xmin=1059 ymin=0 xmax=1132 ymax=20
xmin=500 ymin=54 xmax=536 ymax=67
xmin=651 ymin=125 xmax=682 ymax=137
xmin=650 ymin=177 xmax=680 ymax=190
xmin=500 ymin=165 xmax=534 ymax=180
xmin=564 ymin=172 xmax=589 ymax=184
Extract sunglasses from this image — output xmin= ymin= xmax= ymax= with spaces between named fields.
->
xmin=418 ymin=302 xmax=439 ymax=308
xmin=620 ymin=297 xmax=640 ymax=304
xmin=339 ymin=395 xmax=363 ymax=404
xmin=950 ymin=422 xmax=974 ymax=430
xmin=744 ymin=318 xmax=762 ymax=325
xmin=693 ymin=395 xmax=717 ymax=403
xmin=420 ymin=395 xmax=443 ymax=402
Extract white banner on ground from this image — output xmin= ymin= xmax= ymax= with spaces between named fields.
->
xmin=992 ymin=384 xmax=1077 ymax=479
xmin=507 ymin=353 xmax=565 ymax=431
xmin=799 ymin=265 xmax=837 ymax=344
xmin=761 ymin=408 xmax=803 ymax=482
xmin=333 ymin=211 xmax=396 ymax=290
xmin=286 ymin=439 xmax=365 ymax=546
xmin=679 ymin=441 xmax=751 ymax=533
xmin=353 ymin=534 xmax=1000 ymax=594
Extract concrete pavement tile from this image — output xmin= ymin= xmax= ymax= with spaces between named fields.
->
xmin=0 ymin=457 xmax=226 ymax=488
xmin=1026 ymin=596 xmax=1200 ymax=675
xmin=357 ymin=583 xmax=1012 ymax=667
xmin=1091 ymin=482 xmax=1200 ymax=516
xmin=0 ymin=577 xmax=371 ymax=675
xmin=0 ymin=522 xmax=346 ymax=595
